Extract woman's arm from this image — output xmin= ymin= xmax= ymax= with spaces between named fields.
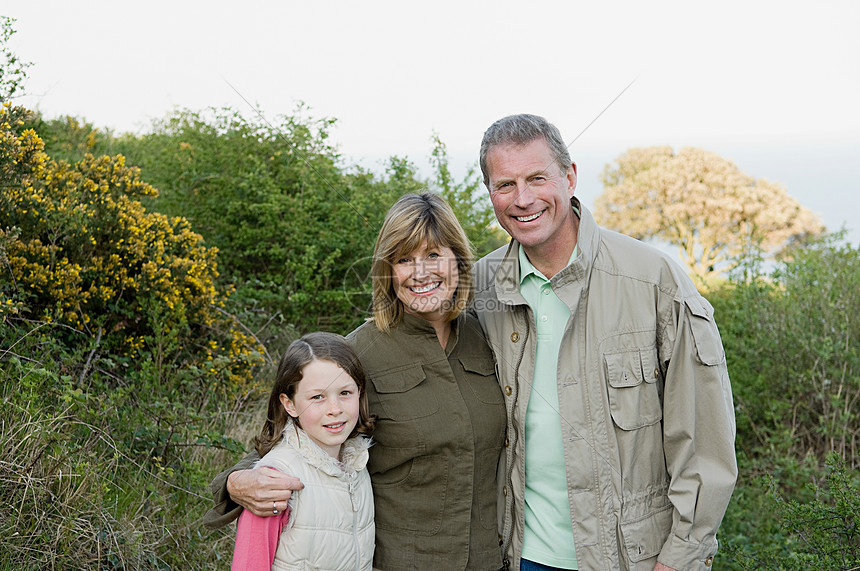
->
xmin=204 ymin=451 xmax=304 ymax=528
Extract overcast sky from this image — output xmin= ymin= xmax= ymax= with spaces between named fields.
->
xmin=7 ymin=0 xmax=860 ymax=245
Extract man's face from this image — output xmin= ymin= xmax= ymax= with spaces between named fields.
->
xmin=485 ymin=137 xmax=577 ymax=253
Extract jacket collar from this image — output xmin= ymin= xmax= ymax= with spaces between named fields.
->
xmin=397 ymin=311 xmax=460 ymax=355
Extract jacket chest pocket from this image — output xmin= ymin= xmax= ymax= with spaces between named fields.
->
xmin=604 ymin=347 xmax=662 ymax=430
xmin=369 ymin=364 xmax=440 ymax=420
xmin=459 ymin=356 xmax=504 ymax=405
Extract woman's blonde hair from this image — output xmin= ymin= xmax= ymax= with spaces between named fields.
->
xmin=371 ymin=193 xmax=474 ymax=332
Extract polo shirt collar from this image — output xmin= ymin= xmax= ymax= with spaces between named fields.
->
xmin=518 ymin=242 xmax=579 ymax=286
xmin=516 ymin=203 xmax=581 ymax=286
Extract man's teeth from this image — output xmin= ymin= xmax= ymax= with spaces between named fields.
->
xmin=410 ymin=282 xmax=441 ymax=293
xmin=515 ymin=211 xmax=542 ymax=222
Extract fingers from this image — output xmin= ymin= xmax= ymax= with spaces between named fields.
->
xmin=245 ymin=494 xmax=289 ymax=517
xmin=246 ymin=500 xmax=281 ymax=518
xmin=257 ymin=467 xmax=304 ymax=491
xmin=248 ymin=499 xmax=291 ymax=518
xmin=228 ymin=467 xmax=304 ymax=517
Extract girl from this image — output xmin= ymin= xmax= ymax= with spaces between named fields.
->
xmin=232 ymin=332 xmax=376 ymax=570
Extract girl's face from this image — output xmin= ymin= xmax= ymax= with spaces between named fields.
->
xmin=281 ymin=359 xmax=361 ymax=459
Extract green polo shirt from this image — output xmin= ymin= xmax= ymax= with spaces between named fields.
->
xmin=519 ymin=244 xmax=578 ymax=569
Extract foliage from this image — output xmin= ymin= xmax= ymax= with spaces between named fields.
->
xmin=27 ymin=113 xmax=110 ymax=164
xmin=1 ymin=106 xmax=262 ymax=386
xmin=103 ymin=107 xmax=410 ymax=337
xmin=595 ymin=146 xmax=824 ymax=283
xmin=710 ymin=236 xmax=860 ymax=569
xmin=772 ymin=453 xmax=860 ymax=569
xmin=0 ymin=323 xmax=251 ymax=569
xmin=428 ymin=132 xmax=506 ymax=257
xmin=1 ymin=105 xmax=266 ymax=568
xmin=712 ymin=234 xmax=860 ymax=469
xmin=0 ymin=16 xmax=31 ymax=101
xmin=33 ymin=107 xmax=502 ymax=340
xmin=726 ymin=453 xmax=860 ymax=570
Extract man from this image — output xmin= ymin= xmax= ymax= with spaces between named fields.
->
xmin=205 ymin=113 xmax=737 ymax=571
xmin=472 ymin=114 xmax=736 ymax=571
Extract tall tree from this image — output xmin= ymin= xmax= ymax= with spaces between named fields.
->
xmin=595 ymin=146 xmax=824 ymax=282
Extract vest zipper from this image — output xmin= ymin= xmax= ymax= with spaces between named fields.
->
xmin=349 ymin=475 xmax=360 ymax=571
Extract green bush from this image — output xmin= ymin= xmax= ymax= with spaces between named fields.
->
xmin=1 ymin=106 xmax=264 ymax=568
xmin=713 ymin=236 xmax=860 ymax=568
xmin=713 ymin=235 xmax=860 ymax=467
xmin=32 ymin=108 xmax=506 ymax=340
xmin=726 ymin=453 xmax=860 ymax=570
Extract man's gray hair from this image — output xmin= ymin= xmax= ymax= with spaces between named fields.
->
xmin=479 ymin=114 xmax=572 ymax=187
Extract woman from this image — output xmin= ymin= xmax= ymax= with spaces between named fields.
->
xmin=206 ymin=193 xmax=506 ymax=570
xmin=347 ymin=193 xmax=505 ymax=569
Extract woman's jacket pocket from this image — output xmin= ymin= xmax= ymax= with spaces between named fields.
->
xmin=369 ymin=364 xmax=440 ymax=420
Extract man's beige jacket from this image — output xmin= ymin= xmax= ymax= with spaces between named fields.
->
xmin=473 ymin=199 xmax=737 ymax=571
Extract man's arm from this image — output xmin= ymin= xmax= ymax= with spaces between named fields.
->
xmin=203 ymin=451 xmax=304 ymax=529
xmin=658 ymin=295 xmax=738 ymax=570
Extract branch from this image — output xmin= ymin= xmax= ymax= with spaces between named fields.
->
xmin=211 ymin=304 xmax=273 ymax=366
xmin=78 ymin=326 xmax=103 ymax=384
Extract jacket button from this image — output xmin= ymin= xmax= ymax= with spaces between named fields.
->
xmin=653 ymin=368 xmax=659 ymax=378
xmin=510 ymin=332 xmax=520 ymax=342
xmin=705 ymin=556 xmax=714 ymax=567
xmin=504 ymin=385 xmax=513 ymax=396
xmin=504 ymin=437 xmax=510 ymax=447
xmin=503 ymin=486 xmax=507 ymax=496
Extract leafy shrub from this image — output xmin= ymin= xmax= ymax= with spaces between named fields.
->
xmin=1 ymin=105 xmax=263 ymax=386
xmin=32 ymin=108 xmax=506 ymax=340
xmin=726 ymin=453 xmax=860 ymax=570
xmin=713 ymin=236 xmax=860 ymax=568
xmin=1 ymin=105 xmax=265 ymax=568
xmin=713 ymin=235 xmax=860 ymax=468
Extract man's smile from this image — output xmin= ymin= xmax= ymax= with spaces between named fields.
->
xmin=514 ymin=210 xmax=545 ymax=223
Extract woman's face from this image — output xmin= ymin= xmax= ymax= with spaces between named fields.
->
xmin=391 ymin=241 xmax=459 ymax=322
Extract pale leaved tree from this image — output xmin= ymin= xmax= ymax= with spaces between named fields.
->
xmin=594 ymin=146 xmax=825 ymax=283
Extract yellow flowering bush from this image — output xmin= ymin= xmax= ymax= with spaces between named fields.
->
xmin=0 ymin=105 xmax=263 ymax=395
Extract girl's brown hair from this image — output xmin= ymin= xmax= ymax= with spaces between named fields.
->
xmin=254 ymin=332 xmax=375 ymax=457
